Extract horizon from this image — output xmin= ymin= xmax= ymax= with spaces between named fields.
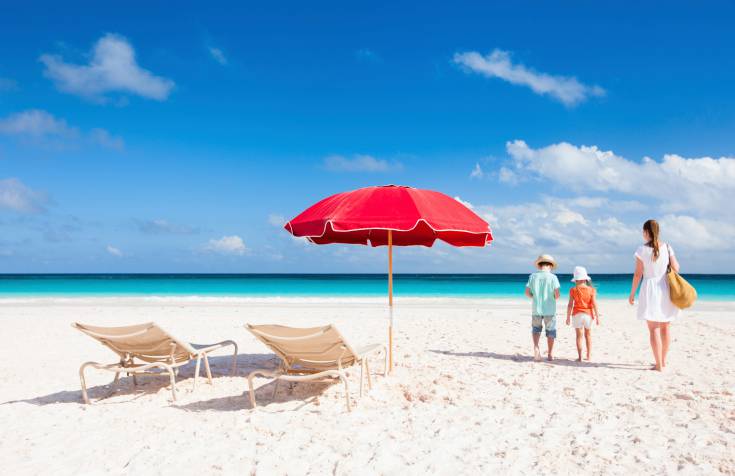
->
xmin=1 ymin=3 xmax=734 ymax=274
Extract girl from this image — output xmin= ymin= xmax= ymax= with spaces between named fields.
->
xmin=566 ymin=266 xmax=600 ymax=361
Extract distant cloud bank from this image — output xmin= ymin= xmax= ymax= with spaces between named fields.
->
xmin=453 ymin=49 xmax=605 ymax=106
xmin=40 ymin=33 xmax=174 ymax=103
xmin=0 ymin=178 xmax=48 ymax=214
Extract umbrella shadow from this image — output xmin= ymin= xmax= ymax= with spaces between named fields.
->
xmin=0 ymin=353 xmax=275 ymax=407
xmin=429 ymin=350 xmax=648 ymax=371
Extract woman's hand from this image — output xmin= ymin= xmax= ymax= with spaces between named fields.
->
xmin=628 ymin=294 xmax=635 ymax=305
xmin=565 ymin=317 xmax=571 ymax=326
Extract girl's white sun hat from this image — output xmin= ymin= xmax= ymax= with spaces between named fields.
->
xmin=571 ymin=266 xmax=591 ymax=282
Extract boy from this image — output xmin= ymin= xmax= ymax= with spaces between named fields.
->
xmin=525 ymin=254 xmax=561 ymax=361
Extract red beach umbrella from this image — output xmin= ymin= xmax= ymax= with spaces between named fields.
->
xmin=285 ymin=185 xmax=493 ymax=370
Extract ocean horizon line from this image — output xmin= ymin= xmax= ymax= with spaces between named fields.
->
xmin=1 ymin=273 xmax=732 ymax=300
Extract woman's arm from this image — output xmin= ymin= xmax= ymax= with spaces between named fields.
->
xmin=629 ymin=258 xmax=643 ymax=305
xmin=669 ymin=254 xmax=680 ymax=273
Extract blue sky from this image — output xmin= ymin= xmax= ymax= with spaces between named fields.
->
xmin=1 ymin=1 xmax=734 ymax=273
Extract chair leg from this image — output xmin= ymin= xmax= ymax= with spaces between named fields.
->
xmin=193 ymin=354 xmax=202 ymax=390
xmin=247 ymin=372 xmax=259 ymax=409
xmin=366 ymin=359 xmax=372 ymax=389
xmin=113 ymin=372 xmax=120 ymax=384
xmin=339 ymin=372 xmax=351 ymax=412
xmin=203 ymin=354 xmax=213 ymax=385
xmin=79 ymin=362 xmax=95 ymax=404
xmin=164 ymin=365 xmax=177 ymax=402
xmin=230 ymin=342 xmax=238 ymax=375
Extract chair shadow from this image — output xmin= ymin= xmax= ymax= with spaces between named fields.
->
xmin=175 ymin=378 xmax=337 ymax=413
xmin=429 ymin=350 xmax=648 ymax=371
xmin=0 ymin=353 xmax=277 ymax=407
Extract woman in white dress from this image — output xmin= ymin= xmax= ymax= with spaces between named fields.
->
xmin=628 ymin=219 xmax=680 ymax=371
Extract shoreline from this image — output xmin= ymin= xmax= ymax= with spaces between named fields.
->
xmin=0 ymin=295 xmax=731 ymax=307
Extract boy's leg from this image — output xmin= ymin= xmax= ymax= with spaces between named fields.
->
xmin=575 ymin=328 xmax=583 ymax=361
xmin=545 ymin=316 xmax=556 ymax=361
xmin=532 ymin=316 xmax=542 ymax=361
xmin=584 ymin=327 xmax=592 ymax=360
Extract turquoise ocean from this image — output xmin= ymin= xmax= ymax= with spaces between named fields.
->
xmin=0 ymin=274 xmax=732 ymax=300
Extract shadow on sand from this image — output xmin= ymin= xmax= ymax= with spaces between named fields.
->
xmin=0 ymin=353 xmax=278 ymax=407
xmin=429 ymin=349 xmax=648 ymax=370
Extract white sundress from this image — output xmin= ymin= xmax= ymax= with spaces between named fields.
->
xmin=635 ymin=243 xmax=679 ymax=322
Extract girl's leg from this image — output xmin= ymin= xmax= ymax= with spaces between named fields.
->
xmin=575 ymin=328 xmax=583 ymax=361
xmin=584 ymin=328 xmax=592 ymax=360
xmin=660 ymin=323 xmax=671 ymax=367
xmin=647 ymin=321 xmax=663 ymax=371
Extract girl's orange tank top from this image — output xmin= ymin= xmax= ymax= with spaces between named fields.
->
xmin=570 ymin=286 xmax=596 ymax=316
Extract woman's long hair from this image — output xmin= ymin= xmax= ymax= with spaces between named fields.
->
xmin=643 ymin=219 xmax=660 ymax=260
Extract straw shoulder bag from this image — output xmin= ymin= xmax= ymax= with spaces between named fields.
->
xmin=667 ymin=244 xmax=697 ymax=309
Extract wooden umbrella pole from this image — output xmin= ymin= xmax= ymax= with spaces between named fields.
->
xmin=388 ymin=230 xmax=393 ymax=372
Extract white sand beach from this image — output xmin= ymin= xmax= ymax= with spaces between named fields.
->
xmin=1 ymin=297 xmax=733 ymax=475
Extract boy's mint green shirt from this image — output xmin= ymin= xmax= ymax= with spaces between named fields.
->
xmin=527 ymin=270 xmax=561 ymax=316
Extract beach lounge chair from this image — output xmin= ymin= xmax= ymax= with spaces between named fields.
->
xmin=73 ymin=322 xmax=238 ymax=404
xmin=245 ymin=324 xmax=386 ymax=412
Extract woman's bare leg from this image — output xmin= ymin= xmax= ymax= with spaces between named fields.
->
xmin=584 ymin=328 xmax=592 ymax=360
xmin=575 ymin=328 xmax=583 ymax=361
xmin=660 ymin=323 xmax=670 ymax=367
xmin=647 ymin=321 xmax=663 ymax=371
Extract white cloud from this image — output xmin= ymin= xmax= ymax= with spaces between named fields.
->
xmin=453 ymin=49 xmax=605 ymax=106
xmin=323 ymin=154 xmax=402 ymax=173
xmin=355 ymin=48 xmax=381 ymax=62
xmin=205 ymin=235 xmax=247 ymax=255
xmin=209 ymin=47 xmax=227 ymax=65
xmin=0 ymin=109 xmax=123 ymax=149
xmin=470 ymin=163 xmax=485 ymax=179
xmin=0 ymin=109 xmax=76 ymax=138
xmin=555 ymin=209 xmax=587 ymax=226
xmin=268 ymin=214 xmax=285 ymax=227
xmin=0 ymin=178 xmax=48 ymax=213
xmin=0 ymin=77 xmax=18 ymax=92
xmin=476 ymin=199 xmax=642 ymax=271
xmin=106 ymin=245 xmax=123 ymax=257
xmin=659 ymin=215 xmax=735 ymax=251
xmin=135 ymin=218 xmax=197 ymax=235
xmin=505 ymin=140 xmax=735 ymax=215
xmin=40 ymin=33 xmax=174 ymax=102
xmin=497 ymin=166 xmax=518 ymax=184
xmin=88 ymin=128 xmax=124 ymax=150
xmin=454 ymin=196 xmax=474 ymax=210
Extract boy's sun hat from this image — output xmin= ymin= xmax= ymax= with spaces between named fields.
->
xmin=534 ymin=254 xmax=557 ymax=269
xmin=571 ymin=266 xmax=591 ymax=282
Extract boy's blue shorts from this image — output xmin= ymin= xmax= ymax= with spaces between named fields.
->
xmin=532 ymin=315 xmax=557 ymax=339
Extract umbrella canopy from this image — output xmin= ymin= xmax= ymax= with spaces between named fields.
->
xmin=284 ymin=185 xmax=493 ymax=371
xmin=284 ymin=185 xmax=493 ymax=246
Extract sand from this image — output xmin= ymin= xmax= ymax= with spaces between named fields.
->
xmin=0 ymin=297 xmax=733 ymax=475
